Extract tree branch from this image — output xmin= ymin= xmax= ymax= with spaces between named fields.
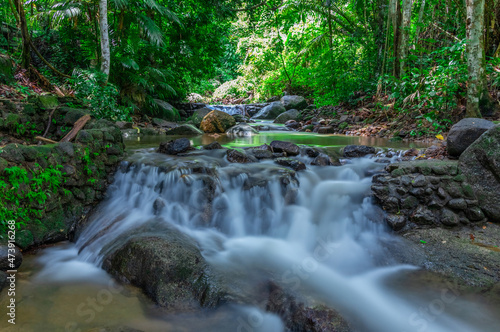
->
xmin=28 ymin=39 xmax=71 ymax=78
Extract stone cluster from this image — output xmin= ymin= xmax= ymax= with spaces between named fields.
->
xmin=372 ymin=160 xmax=486 ymax=231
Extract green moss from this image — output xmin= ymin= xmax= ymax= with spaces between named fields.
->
xmin=37 ymin=95 xmax=59 ymax=109
xmin=15 ymin=230 xmax=34 ymax=249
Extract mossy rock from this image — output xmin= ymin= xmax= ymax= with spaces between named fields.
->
xmin=37 ymin=95 xmax=59 ymax=109
xmin=200 ymin=110 xmax=236 ymax=133
xmin=62 ymin=108 xmax=90 ymax=125
xmin=144 ymin=99 xmax=180 ymax=122
xmin=15 ymin=230 xmax=34 ymax=250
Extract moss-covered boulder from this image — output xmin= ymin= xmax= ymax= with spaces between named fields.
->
xmin=167 ymin=124 xmax=203 ymax=135
xmin=37 ymin=95 xmax=59 ymax=109
xmin=102 ymin=225 xmax=226 ymax=310
xmin=192 ymin=107 xmax=212 ymax=128
xmin=200 ymin=110 xmax=236 ymax=133
xmin=459 ymin=125 xmax=500 ymax=222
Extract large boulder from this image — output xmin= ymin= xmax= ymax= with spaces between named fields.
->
xmin=167 ymin=124 xmax=203 ymax=135
xmin=200 ymin=110 xmax=236 ymax=133
xmin=273 ymin=109 xmax=299 ymax=124
xmin=447 ymin=118 xmax=495 ymax=157
xmin=252 ymin=102 xmax=286 ymax=120
xmin=158 ymin=138 xmax=191 ymax=155
xmin=226 ymin=124 xmax=259 ymax=137
xmin=152 ymin=99 xmax=180 ymax=121
xmin=102 ymin=227 xmax=226 ymax=310
xmin=280 ymin=95 xmax=307 ymax=111
xmin=459 ymin=125 xmax=500 ymax=222
xmin=192 ymin=107 xmax=212 ymax=128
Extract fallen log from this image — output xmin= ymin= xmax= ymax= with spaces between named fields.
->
xmin=61 ymin=114 xmax=91 ymax=142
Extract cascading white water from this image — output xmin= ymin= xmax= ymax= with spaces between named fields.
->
xmin=34 ymin=151 xmax=493 ymax=332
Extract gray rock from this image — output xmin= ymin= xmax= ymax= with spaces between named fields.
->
xmin=410 ymin=205 xmax=436 ymax=225
xmin=249 ymin=149 xmax=274 ymax=159
xmin=280 ymin=95 xmax=307 ymax=110
xmin=227 ymin=149 xmax=253 ymax=163
xmin=447 ymin=118 xmax=495 ymax=157
xmin=158 ymin=138 xmax=191 ymax=155
xmin=0 ymin=245 xmax=22 ymax=271
xmin=412 ymin=175 xmax=427 ymax=187
xmin=192 ymin=107 xmax=212 ymax=127
xmin=167 ymin=124 xmax=203 ymax=135
xmin=441 ymin=208 xmax=459 ymax=226
xmin=115 ymin=121 xmax=133 ymax=129
xmin=226 ymin=124 xmax=259 ymax=137
xmin=252 ymin=102 xmax=286 ymax=119
xmin=102 ymin=228 xmax=225 ymax=310
xmin=448 ymin=198 xmax=467 ymax=210
xmin=270 ymin=141 xmax=300 ymax=156
xmin=343 ymin=145 xmax=376 ymax=158
xmin=386 ymin=214 xmax=406 ymax=231
xmin=459 ymin=125 xmax=500 ymax=222
xmin=317 ymin=126 xmax=336 ymax=134
xmin=466 ymin=206 xmax=485 ymax=221
xmin=311 ymin=155 xmax=335 ymax=166
xmin=203 ymin=141 xmax=224 ymax=150
xmin=152 ymin=118 xmax=177 ymax=128
xmin=273 ymin=109 xmax=299 ymax=124
xmin=275 ymin=158 xmax=306 ymax=171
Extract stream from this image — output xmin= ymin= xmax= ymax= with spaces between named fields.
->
xmin=1 ymin=126 xmax=499 ymax=332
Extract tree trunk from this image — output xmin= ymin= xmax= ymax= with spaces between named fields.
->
xmin=414 ymin=0 xmax=426 ymax=50
xmin=13 ymin=0 xmax=30 ymax=69
xmin=466 ymin=0 xmax=497 ymax=117
xmin=98 ymin=0 xmax=110 ymax=82
xmin=392 ymin=0 xmax=402 ymax=79
xmin=399 ymin=0 xmax=413 ymax=77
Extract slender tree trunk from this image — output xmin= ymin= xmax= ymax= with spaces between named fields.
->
xmin=98 ymin=0 xmax=110 ymax=81
xmin=466 ymin=0 xmax=496 ymax=117
xmin=414 ymin=0 xmax=426 ymax=49
xmin=392 ymin=0 xmax=402 ymax=78
xmin=399 ymin=0 xmax=413 ymax=77
xmin=13 ymin=0 xmax=30 ymax=69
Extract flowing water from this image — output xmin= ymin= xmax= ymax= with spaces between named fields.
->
xmin=1 ymin=133 xmax=499 ymax=331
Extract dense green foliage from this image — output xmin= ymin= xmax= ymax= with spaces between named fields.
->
xmin=0 ymin=164 xmax=64 ymax=235
xmin=1 ymin=0 xmax=499 ymax=123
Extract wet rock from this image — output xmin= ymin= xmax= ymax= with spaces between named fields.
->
xmin=153 ymin=198 xmax=166 ymax=215
xmin=192 ymin=107 xmax=212 ymax=127
xmin=410 ymin=205 xmax=436 ymax=225
xmin=226 ymin=149 xmax=253 ymax=163
xmin=200 ymin=110 xmax=236 ymax=133
xmin=280 ymin=95 xmax=307 ymax=110
xmin=203 ymin=141 xmax=224 ymax=150
xmin=275 ymin=158 xmax=306 ymax=171
xmin=274 ymin=109 xmax=299 ymax=123
xmin=386 ymin=214 xmax=406 ymax=231
xmin=152 ymin=118 xmax=177 ymax=128
xmin=102 ymin=229 xmax=226 ymax=310
xmin=440 ymin=208 xmax=459 ymax=226
xmin=270 ymin=141 xmax=300 ymax=156
xmin=252 ymin=102 xmax=286 ymax=120
xmin=253 ymin=144 xmax=273 ymax=152
xmin=115 ymin=121 xmax=133 ymax=129
xmin=343 ymin=145 xmax=376 ymax=158
xmin=303 ymin=147 xmax=320 ymax=158
xmin=158 ymin=138 xmax=191 ymax=155
xmin=311 ymin=155 xmax=335 ymax=166
xmin=167 ymin=124 xmax=203 ymax=135
xmin=317 ymin=126 xmax=336 ymax=134
xmin=466 ymin=206 xmax=485 ymax=221
xmin=447 ymin=118 xmax=495 ymax=157
xmin=249 ymin=149 xmax=274 ymax=160
xmin=285 ymin=120 xmax=301 ymax=129
xmin=447 ymin=198 xmax=467 ymax=211
xmin=264 ymin=281 xmax=351 ymax=332
xmin=459 ymin=125 xmax=500 ymax=222
xmin=226 ymin=123 xmax=259 ymax=137
xmin=0 ymin=245 xmax=22 ymax=271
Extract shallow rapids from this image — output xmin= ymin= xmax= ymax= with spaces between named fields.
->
xmin=18 ymin=149 xmax=499 ymax=332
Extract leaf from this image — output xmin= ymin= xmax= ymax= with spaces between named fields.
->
xmin=420 ymin=240 xmax=426 ymax=244
xmin=435 ymin=134 xmax=444 ymax=140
